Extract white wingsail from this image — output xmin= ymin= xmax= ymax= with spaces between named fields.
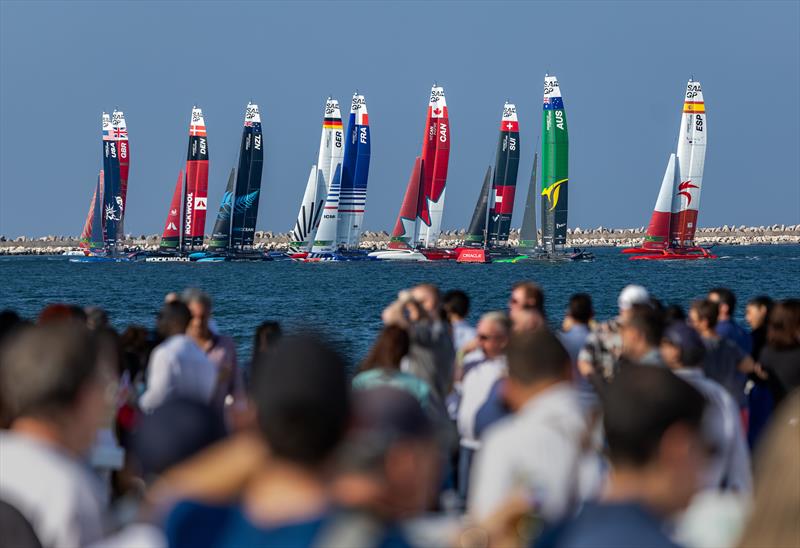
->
xmin=311 ymin=98 xmax=345 ymax=253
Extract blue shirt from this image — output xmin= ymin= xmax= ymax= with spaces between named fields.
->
xmin=716 ymin=319 xmax=752 ymax=356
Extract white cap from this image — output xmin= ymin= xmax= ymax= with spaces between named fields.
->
xmin=618 ymin=285 xmax=650 ymax=311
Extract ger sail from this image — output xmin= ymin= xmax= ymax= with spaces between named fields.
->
xmin=311 ymin=99 xmax=345 ymax=253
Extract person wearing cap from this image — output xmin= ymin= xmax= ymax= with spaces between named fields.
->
xmin=661 ymin=323 xmax=752 ymax=492
xmin=577 ymin=285 xmax=651 ymax=383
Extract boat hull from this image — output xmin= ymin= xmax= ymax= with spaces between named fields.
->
xmin=368 ymin=249 xmax=429 ymax=261
xmin=625 ymin=246 xmax=717 ymax=260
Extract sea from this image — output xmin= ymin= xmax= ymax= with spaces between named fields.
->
xmin=1 ymin=245 xmax=797 ymax=363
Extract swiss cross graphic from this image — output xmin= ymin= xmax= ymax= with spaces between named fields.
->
xmin=506 ymin=122 xmax=514 ymax=130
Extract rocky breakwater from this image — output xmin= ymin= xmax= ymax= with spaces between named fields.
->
xmin=0 ymin=225 xmax=797 ymax=255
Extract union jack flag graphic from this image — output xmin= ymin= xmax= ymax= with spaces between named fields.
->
xmin=113 ymin=127 xmax=128 ymax=139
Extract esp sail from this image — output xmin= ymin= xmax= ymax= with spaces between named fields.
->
xmin=541 ymin=75 xmax=569 ymax=252
xmin=183 ymin=107 xmax=209 ymax=250
xmin=230 ymin=102 xmax=264 ymax=249
xmin=159 ymin=169 xmax=184 ymax=251
xmin=487 ymin=102 xmax=520 ymax=244
xmin=337 ymin=93 xmax=371 ymax=248
xmin=101 ymin=113 xmax=122 ymax=251
xmin=208 ymin=168 xmax=236 ymax=250
xmin=670 ymin=80 xmax=706 ymax=247
xmin=518 ymin=151 xmax=539 ymax=252
xmin=416 ymin=85 xmax=450 ymax=247
xmin=311 ymin=99 xmax=345 ymax=253
xmin=111 ymin=110 xmax=130 ymax=239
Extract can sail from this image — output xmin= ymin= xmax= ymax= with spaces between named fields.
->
xmin=541 ymin=75 xmax=569 ymax=252
xmin=487 ymin=102 xmax=520 ymax=244
xmin=388 ymin=157 xmax=424 ymax=249
xmin=643 ymin=154 xmax=677 ymax=250
xmin=312 ymin=99 xmax=345 ymax=253
xmin=112 ymin=110 xmax=130 ymax=240
xmin=464 ymin=166 xmax=493 ymax=245
xmin=208 ymin=168 xmax=236 ymax=250
xmin=518 ymin=151 xmax=539 ymax=252
xmin=337 ymin=93 xmax=371 ymax=249
xmin=230 ymin=102 xmax=264 ymax=249
xmin=183 ymin=107 xmax=209 ymax=250
xmin=416 ymin=85 xmax=450 ymax=248
xmin=670 ymin=80 xmax=706 ymax=247
xmin=160 ymin=170 xmax=184 ymax=251
xmin=101 ymin=113 xmax=122 ymax=251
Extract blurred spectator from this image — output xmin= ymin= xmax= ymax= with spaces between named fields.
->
xmin=0 ymin=309 xmax=25 ymax=346
xmin=709 ymin=288 xmax=752 ymax=355
xmin=664 ymin=304 xmax=687 ymax=325
xmin=661 ymin=323 xmax=751 ymax=492
xmin=539 ymin=366 xmax=707 ymax=548
xmin=578 ymin=284 xmax=650 ymax=382
xmin=470 ymin=330 xmax=595 ymax=523
xmin=443 ymin=289 xmax=476 ymax=353
xmin=745 ymin=296 xmax=773 ymax=360
xmin=0 ymin=323 xmax=111 ymax=547
xmin=182 ymin=288 xmax=242 ymax=408
xmin=736 ymin=389 xmax=800 ymax=548
xmin=0 ymin=499 xmax=42 ymax=548
xmin=559 ymin=294 xmax=595 ymax=410
xmin=165 ymin=335 xmax=352 ymax=546
xmin=85 ymin=306 xmax=110 ymax=331
xmin=620 ymin=303 xmax=665 ymax=366
xmin=508 ymin=281 xmax=545 ymax=332
xmin=37 ymin=303 xmax=87 ymax=325
xmin=744 ymin=295 xmax=775 ymax=448
xmin=354 ymin=326 xmax=431 ymax=411
xmin=251 ymin=321 xmax=282 ymax=361
xmin=690 ymin=299 xmax=755 ymax=408
xmin=759 ymin=299 xmax=800 ymax=405
xmin=457 ymin=312 xmax=510 ymax=500
xmin=139 ymin=302 xmax=216 ymax=414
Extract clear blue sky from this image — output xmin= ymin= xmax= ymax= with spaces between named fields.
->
xmin=1 ymin=1 xmax=798 ymax=237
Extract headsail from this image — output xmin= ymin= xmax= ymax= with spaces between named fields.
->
xmin=312 ymin=99 xmax=345 ymax=253
xmin=101 ymin=113 xmax=122 ymax=250
xmin=208 ymin=168 xmax=236 ymax=250
xmin=487 ymin=102 xmax=520 ymax=244
xmin=643 ymin=154 xmax=677 ymax=250
xmin=541 ymin=75 xmax=569 ymax=252
xmin=518 ymin=151 xmax=539 ymax=252
xmin=79 ymin=171 xmax=102 ymax=249
xmin=337 ymin=93 xmax=371 ymax=249
xmin=111 ymin=110 xmax=130 ymax=240
xmin=183 ymin=107 xmax=209 ymax=249
xmin=88 ymin=171 xmax=105 ymax=251
xmin=160 ymin=170 xmax=184 ymax=251
xmin=290 ymin=166 xmax=323 ymax=249
xmin=464 ymin=166 xmax=493 ymax=245
xmin=670 ymin=80 xmax=706 ymax=247
xmin=389 ymin=157 xmax=424 ymax=249
xmin=230 ymin=102 xmax=264 ymax=249
xmin=416 ymin=85 xmax=450 ymax=248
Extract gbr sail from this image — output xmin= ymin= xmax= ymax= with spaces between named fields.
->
xmin=337 ymin=93 xmax=371 ymax=249
xmin=541 ymin=75 xmax=569 ymax=252
xmin=112 ymin=110 xmax=130 ymax=239
xmin=416 ymin=85 xmax=450 ymax=247
xmin=311 ymin=99 xmax=345 ymax=253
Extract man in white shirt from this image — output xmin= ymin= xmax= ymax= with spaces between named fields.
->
xmin=139 ymin=301 xmax=217 ymax=413
xmin=469 ymin=330 xmax=592 ymax=522
xmin=0 ymin=323 xmax=109 ymax=548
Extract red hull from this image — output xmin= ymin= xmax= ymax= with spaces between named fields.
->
xmin=626 ymin=246 xmax=717 ymax=261
xmin=455 ymin=247 xmax=491 ymax=263
xmin=420 ymin=248 xmax=457 ymax=261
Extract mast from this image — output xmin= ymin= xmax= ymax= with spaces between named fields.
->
xmin=184 ymin=107 xmax=209 ymax=250
xmin=670 ymin=79 xmax=706 ymax=248
xmin=312 ymin=99 xmax=345 ymax=253
xmin=464 ymin=166 xmax=493 ymax=246
xmin=541 ymin=74 xmax=569 ymax=253
xmin=518 ymin=150 xmax=540 ymax=252
xmin=488 ymin=102 xmax=520 ymax=245
xmin=416 ymin=85 xmax=450 ymax=248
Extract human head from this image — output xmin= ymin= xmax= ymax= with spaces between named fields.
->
xmin=689 ymin=299 xmax=719 ymax=335
xmin=476 ymin=312 xmax=512 ymax=360
xmin=511 ymin=308 xmax=545 ymax=334
xmin=443 ymin=290 xmax=470 ymax=322
xmin=767 ymin=299 xmax=800 ymax=350
xmin=620 ymin=304 xmax=664 ymax=361
xmin=617 ymin=285 xmax=650 ymax=322
xmin=509 ymin=281 xmax=544 ymax=315
xmin=156 ymin=301 xmax=192 ymax=339
xmin=601 ymin=366 xmax=707 ymax=515
xmin=251 ymin=334 xmax=350 ymax=469
xmin=253 ymin=321 xmax=282 ymax=358
xmin=745 ymin=296 xmax=773 ymax=331
xmin=661 ymin=323 xmax=706 ymax=369
xmin=84 ymin=306 xmax=109 ymax=331
xmin=708 ymin=287 xmax=736 ymax=321
xmin=182 ymin=288 xmax=212 ymax=334
xmin=567 ymin=293 xmax=593 ymax=325
xmin=37 ymin=303 xmax=87 ymax=325
xmin=334 ymin=387 xmax=438 ymax=519
xmin=360 ymin=326 xmax=410 ymax=372
xmin=505 ymin=330 xmax=570 ymax=410
xmin=0 ymin=323 xmax=112 ymax=456
xmin=663 ymin=304 xmax=687 ymax=325
xmin=410 ymin=284 xmax=441 ymax=318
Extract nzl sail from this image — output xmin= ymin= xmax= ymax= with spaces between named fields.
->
xmin=670 ymin=80 xmax=706 ymax=247
xmin=487 ymin=102 xmax=520 ymax=244
xmin=160 ymin=169 xmax=184 ymax=251
xmin=291 ymin=98 xmax=342 ymax=250
xmin=416 ymin=85 xmax=450 ymax=248
xmin=337 ymin=93 xmax=371 ymax=249
xmin=112 ymin=110 xmax=130 ymax=239
xmin=541 ymin=75 xmax=569 ymax=252
xmin=311 ymin=99 xmax=345 ymax=253
xmin=101 ymin=112 xmax=122 ymax=251
xmin=230 ymin=103 xmax=264 ymax=250
xmin=183 ymin=107 xmax=209 ymax=250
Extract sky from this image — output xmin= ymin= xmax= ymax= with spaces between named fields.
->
xmin=1 ymin=1 xmax=798 ymax=237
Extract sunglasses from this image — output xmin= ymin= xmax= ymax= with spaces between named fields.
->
xmin=478 ymin=333 xmax=502 ymax=341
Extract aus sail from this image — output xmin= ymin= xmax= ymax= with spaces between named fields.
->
xmin=541 ymin=75 xmax=569 ymax=252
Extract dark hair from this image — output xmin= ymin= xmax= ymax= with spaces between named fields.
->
xmin=691 ymin=299 xmax=719 ymax=329
xmin=512 ymin=281 xmax=545 ymax=313
xmin=507 ymin=330 xmax=570 ymax=384
xmin=747 ymin=295 xmax=774 ymax=311
xmin=0 ymin=310 xmax=25 ymax=347
xmin=0 ymin=323 xmax=99 ymax=421
xmin=157 ymin=301 xmax=192 ymax=338
xmin=767 ymin=299 xmax=800 ymax=350
xmin=601 ymin=366 xmax=706 ymax=467
xmin=251 ymin=334 xmax=350 ymax=467
xmin=360 ymin=326 xmax=410 ymax=372
xmin=84 ymin=306 xmax=109 ymax=331
xmin=709 ymin=287 xmax=737 ymax=313
xmin=664 ymin=304 xmax=687 ymax=324
xmin=568 ymin=293 xmax=593 ymax=324
xmin=37 ymin=304 xmax=86 ymax=325
xmin=625 ymin=303 xmax=665 ymax=347
xmin=253 ymin=321 xmax=282 ymax=358
xmin=443 ymin=290 xmax=470 ymax=319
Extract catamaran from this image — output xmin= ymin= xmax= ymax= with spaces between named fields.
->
xmin=624 ymin=79 xmax=715 ymax=260
xmin=369 ymin=84 xmax=454 ymax=261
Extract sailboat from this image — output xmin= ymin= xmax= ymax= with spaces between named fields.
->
xmin=369 ymin=84 xmax=454 ymax=261
xmin=456 ymin=102 xmax=521 ymax=263
xmin=112 ymin=110 xmax=130 ymax=240
xmin=624 ymin=79 xmax=715 ymax=260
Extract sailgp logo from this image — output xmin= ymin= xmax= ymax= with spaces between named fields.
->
xmin=542 ymin=179 xmax=567 ymax=211
xmin=677 ymin=180 xmax=699 ymax=205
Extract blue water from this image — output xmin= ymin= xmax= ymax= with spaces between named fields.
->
xmin=1 ymin=245 xmax=797 ymax=361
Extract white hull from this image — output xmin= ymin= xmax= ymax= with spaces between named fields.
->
xmin=367 ymin=249 xmax=429 ymax=261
